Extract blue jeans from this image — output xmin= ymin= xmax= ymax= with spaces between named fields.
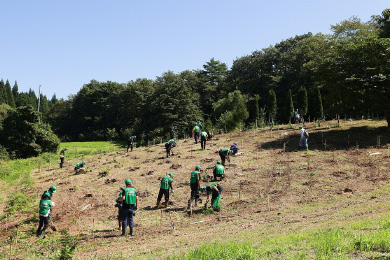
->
xmin=299 ymin=137 xmax=308 ymax=149
xmin=122 ymin=208 xmax=135 ymax=229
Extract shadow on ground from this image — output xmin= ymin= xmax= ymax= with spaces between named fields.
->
xmin=260 ymin=125 xmax=390 ymax=151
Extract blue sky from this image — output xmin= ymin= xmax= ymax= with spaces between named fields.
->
xmin=0 ymin=0 xmax=388 ymax=99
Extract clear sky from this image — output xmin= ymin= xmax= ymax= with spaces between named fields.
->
xmin=0 ymin=0 xmax=388 ymax=99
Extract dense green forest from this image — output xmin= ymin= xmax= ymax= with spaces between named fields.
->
xmin=0 ymin=9 xmax=389 ymax=159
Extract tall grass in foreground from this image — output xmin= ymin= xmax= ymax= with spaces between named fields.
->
xmin=167 ymin=242 xmax=257 ymax=260
xmin=166 ymin=218 xmax=390 ymax=260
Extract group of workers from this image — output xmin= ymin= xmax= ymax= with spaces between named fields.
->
xmin=41 ymin=121 xmax=308 ymax=238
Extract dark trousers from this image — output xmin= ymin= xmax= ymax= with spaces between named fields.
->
xmin=127 ymin=142 xmax=133 ymax=152
xmin=157 ymin=188 xmax=170 ymax=202
xmin=201 ymin=136 xmax=207 ymax=150
xmin=60 ymin=157 xmax=64 ymax=168
xmin=190 ymin=183 xmax=199 ymax=201
xmin=37 ymin=215 xmax=49 ymax=236
xmin=122 ymin=208 xmax=135 ymax=230
xmin=166 ymin=147 xmax=171 ymax=158
xmin=194 ymin=132 xmax=200 ymax=143
xmin=213 ymin=172 xmax=224 ymax=181
xmin=219 ymin=151 xmax=226 ymax=166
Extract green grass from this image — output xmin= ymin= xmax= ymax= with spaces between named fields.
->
xmin=165 ymin=216 xmax=390 ymax=260
xmin=59 ymin=141 xmax=124 ymax=159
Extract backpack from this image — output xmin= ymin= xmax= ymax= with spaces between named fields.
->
xmin=304 ymin=130 xmax=309 ymax=137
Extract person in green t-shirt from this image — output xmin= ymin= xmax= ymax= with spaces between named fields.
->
xmin=41 ymin=186 xmax=56 ymax=200
xmin=200 ymin=183 xmax=223 ymax=213
xmin=127 ymin=136 xmax=136 ymax=152
xmin=207 ymin=129 xmax=214 ymax=141
xmin=36 ymin=197 xmax=54 ymax=237
xmin=115 ymin=190 xmax=123 ymax=231
xmin=213 ymin=160 xmax=225 ymax=181
xmin=156 ymin=173 xmax=174 ymax=208
xmin=74 ymin=161 xmax=86 ymax=174
xmin=200 ymin=131 xmax=208 ymax=150
xmin=218 ymin=148 xmax=231 ymax=166
xmin=192 ymin=121 xmax=202 ymax=144
xmin=187 ymin=165 xmax=201 ymax=209
xmin=59 ymin=148 xmax=68 ymax=168
xmin=117 ymin=179 xmax=138 ymax=236
xmin=165 ymin=139 xmax=176 ymax=158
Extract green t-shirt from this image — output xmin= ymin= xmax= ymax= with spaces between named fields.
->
xmin=201 ymin=132 xmax=208 ymax=137
xmin=75 ymin=162 xmax=84 ymax=169
xmin=122 ymin=187 xmax=137 ymax=205
xmin=160 ymin=176 xmax=173 ymax=190
xmin=190 ymin=171 xmax=200 ymax=184
xmin=205 ymin=183 xmax=217 ymax=195
xmin=215 ymin=164 xmax=224 ymax=175
xmin=194 ymin=125 xmax=200 ymax=133
xmin=220 ymin=148 xmax=229 ymax=156
xmin=60 ymin=149 xmax=66 ymax=156
xmin=39 ymin=199 xmax=52 ymax=216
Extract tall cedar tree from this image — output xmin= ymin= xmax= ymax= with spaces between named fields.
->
xmin=313 ymin=86 xmax=324 ymax=119
xmin=285 ymin=90 xmax=294 ymax=122
xmin=0 ymin=80 xmax=6 ymax=104
xmin=5 ymin=80 xmax=15 ymax=108
xmin=296 ymin=86 xmax=308 ymax=116
xmin=267 ymin=89 xmax=277 ymax=123
xmin=253 ymin=94 xmax=260 ymax=122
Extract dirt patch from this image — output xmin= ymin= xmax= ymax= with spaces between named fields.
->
xmin=141 ymin=171 xmax=154 ymax=176
xmin=104 ymin=179 xmax=117 ymax=184
xmin=170 ymin=164 xmax=182 ymax=169
xmin=227 ymin=200 xmax=250 ymax=208
xmin=343 ymin=188 xmax=353 ymax=193
xmin=332 ymin=171 xmax=348 ymax=178
xmin=98 ymin=171 xmax=109 ymax=178
xmin=129 ymin=167 xmax=140 ymax=172
xmin=138 ymin=191 xmax=151 ymax=198
xmin=201 ymin=158 xmax=214 ymax=163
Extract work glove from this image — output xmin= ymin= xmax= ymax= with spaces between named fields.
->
xmin=171 ymin=189 xmax=174 ymax=194
xmin=228 ymin=160 xmax=231 ymax=163
xmin=115 ymin=199 xmax=119 ymax=203
xmin=134 ymin=205 xmax=138 ymax=211
xmin=51 ymin=201 xmax=55 ymax=207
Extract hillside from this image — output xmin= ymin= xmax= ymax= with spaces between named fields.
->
xmin=1 ymin=119 xmax=390 ymax=259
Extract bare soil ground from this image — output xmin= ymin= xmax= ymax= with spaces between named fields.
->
xmin=2 ymin=119 xmax=390 ymax=259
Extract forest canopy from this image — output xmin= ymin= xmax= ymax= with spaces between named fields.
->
xmin=1 ymin=9 xmax=390 ymax=158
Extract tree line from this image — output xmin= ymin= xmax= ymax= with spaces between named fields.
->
xmin=0 ymin=9 xmax=389 ymax=159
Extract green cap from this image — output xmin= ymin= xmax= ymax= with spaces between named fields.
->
xmin=195 ymin=165 xmax=201 ymax=170
xmin=65 ymin=148 xmax=68 ymax=151
xmin=299 ymin=126 xmax=303 ymax=129
xmin=83 ymin=161 xmax=86 ymax=165
xmin=217 ymin=160 xmax=221 ymax=164
xmin=125 ymin=179 xmax=132 ymax=185
xmin=50 ymin=186 xmax=57 ymax=193
xmin=168 ymin=173 xmax=173 ymax=178
xmin=200 ymin=187 xmax=205 ymax=192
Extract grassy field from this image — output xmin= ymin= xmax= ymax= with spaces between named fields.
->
xmin=1 ymin=119 xmax=390 ymax=259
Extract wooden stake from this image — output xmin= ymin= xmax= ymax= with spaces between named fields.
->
xmin=14 ymin=225 xmax=19 ymax=246
xmin=267 ymin=194 xmax=270 ymax=211
xmin=160 ymin=210 xmax=163 ymax=224
xmin=78 ymin=213 xmax=81 ymax=237
xmin=92 ymin=218 xmax=95 ymax=241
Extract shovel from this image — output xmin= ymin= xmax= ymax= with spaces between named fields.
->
xmin=49 ymin=214 xmax=57 ymax=231
xmin=168 ymin=210 xmax=175 ymax=230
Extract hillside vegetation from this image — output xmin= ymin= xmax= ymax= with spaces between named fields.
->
xmin=1 ymin=119 xmax=390 ymax=259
